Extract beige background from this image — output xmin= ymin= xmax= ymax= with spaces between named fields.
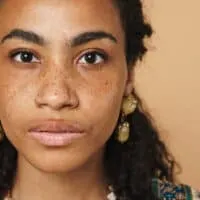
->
xmin=135 ymin=0 xmax=200 ymax=189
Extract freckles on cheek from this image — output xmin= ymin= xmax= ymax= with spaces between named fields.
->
xmin=0 ymin=88 xmax=18 ymax=137
xmin=98 ymin=77 xmax=125 ymax=99
xmin=88 ymin=78 xmax=123 ymax=110
xmin=0 ymin=79 xmax=32 ymax=123
xmin=0 ymin=84 xmax=19 ymax=120
xmin=93 ymin=79 xmax=116 ymax=98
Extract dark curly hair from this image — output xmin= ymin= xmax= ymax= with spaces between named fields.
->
xmin=0 ymin=0 xmax=175 ymax=200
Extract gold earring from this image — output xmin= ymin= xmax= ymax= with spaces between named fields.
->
xmin=116 ymin=94 xmax=137 ymax=143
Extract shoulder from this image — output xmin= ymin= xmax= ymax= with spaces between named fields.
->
xmin=152 ymin=178 xmax=200 ymax=200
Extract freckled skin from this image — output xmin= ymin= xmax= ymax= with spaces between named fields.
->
xmin=0 ymin=0 xmax=133 ymax=173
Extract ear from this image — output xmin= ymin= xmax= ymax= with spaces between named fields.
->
xmin=124 ymin=65 xmax=134 ymax=96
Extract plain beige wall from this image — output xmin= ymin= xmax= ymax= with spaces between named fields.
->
xmin=135 ymin=0 xmax=200 ymax=188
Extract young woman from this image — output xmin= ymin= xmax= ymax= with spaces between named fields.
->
xmin=0 ymin=0 xmax=199 ymax=199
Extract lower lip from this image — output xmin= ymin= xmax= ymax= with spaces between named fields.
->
xmin=28 ymin=132 xmax=85 ymax=146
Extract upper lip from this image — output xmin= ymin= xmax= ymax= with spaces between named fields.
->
xmin=28 ymin=119 xmax=85 ymax=133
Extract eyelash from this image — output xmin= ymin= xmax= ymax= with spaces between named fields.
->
xmin=9 ymin=49 xmax=40 ymax=64
xmin=76 ymin=50 xmax=108 ymax=66
xmin=9 ymin=49 xmax=109 ymax=66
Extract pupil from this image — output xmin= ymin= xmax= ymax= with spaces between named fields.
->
xmin=21 ymin=52 xmax=33 ymax=62
xmin=85 ymin=53 xmax=96 ymax=63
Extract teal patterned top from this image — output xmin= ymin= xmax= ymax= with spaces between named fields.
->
xmin=1 ymin=178 xmax=199 ymax=200
xmin=152 ymin=179 xmax=200 ymax=200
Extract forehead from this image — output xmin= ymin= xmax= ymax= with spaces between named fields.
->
xmin=0 ymin=0 xmax=124 ymax=43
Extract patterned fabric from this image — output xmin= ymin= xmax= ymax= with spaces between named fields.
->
xmin=152 ymin=179 xmax=200 ymax=200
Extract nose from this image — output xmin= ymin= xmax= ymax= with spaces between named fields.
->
xmin=35 ymin=68 xmax=79 ymax=111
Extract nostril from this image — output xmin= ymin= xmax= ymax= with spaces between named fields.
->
xmin=35 ymin=83 xmax=79 ymax=111
xmin=35 ymin=91 xmax=79 ymax=110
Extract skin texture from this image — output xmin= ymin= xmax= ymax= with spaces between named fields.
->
xmin=0 ymin=0 xmax=134 ymax=199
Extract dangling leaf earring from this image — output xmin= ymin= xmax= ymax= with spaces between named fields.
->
xmin=116 ymin=94 xmax=137 ymax=143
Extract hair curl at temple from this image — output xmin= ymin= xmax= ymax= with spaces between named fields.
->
xmin=0 ymin=0 xmax=175 ymax=199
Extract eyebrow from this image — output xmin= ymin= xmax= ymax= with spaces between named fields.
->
xmin=1 ymin=29 xmax=46 ymax=45
xmin=0 ymin=29 xmax=118 ymax=47
xmin=71 ymin=31 xmax=117 ymax=46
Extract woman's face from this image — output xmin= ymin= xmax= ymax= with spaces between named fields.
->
xmin=0 ymin=0 xmax=132 ymax=172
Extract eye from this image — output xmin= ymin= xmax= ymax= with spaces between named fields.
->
xmin=10 ymin=51 xmax=40 ymax=63
xmin=78 ymin=51 xmax=107 ymax=65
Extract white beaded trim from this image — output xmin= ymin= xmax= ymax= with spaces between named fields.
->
xmin=192 ymin=188 xmax=200 ymax=200
xmin=107 ymin=191 xmax=117 ymax=200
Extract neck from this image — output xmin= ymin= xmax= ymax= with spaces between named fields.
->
xmin=11 ymin=151 xmax=108 ymax=200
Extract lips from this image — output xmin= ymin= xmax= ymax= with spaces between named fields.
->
xmin=28 ymin=119 xmax=85 ymax=133
xmin=28 ymin=119 xmax=86 ymax=146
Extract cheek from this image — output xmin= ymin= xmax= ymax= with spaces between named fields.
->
xmin=80 ymin=75 xmax=126 ymax=141
xmin=0 ymin=74 xmax=35 ymax=137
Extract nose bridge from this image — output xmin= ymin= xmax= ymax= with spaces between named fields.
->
xmin=35 ymin=62 xmax=78 ymax=110
xmin=45 ymin=65 xmax=68 ymax=88
xmin=45 ymin=70 xmax=65 ymax=93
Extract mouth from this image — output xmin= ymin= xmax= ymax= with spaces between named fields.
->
xmin=28 ymin=119 xmax=86 ymax=147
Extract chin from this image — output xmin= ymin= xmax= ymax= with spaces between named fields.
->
xmin=19 ymin=146 xmax=94 ymax=174
xmin=16 ymin=134 xmax=105 ymax=174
